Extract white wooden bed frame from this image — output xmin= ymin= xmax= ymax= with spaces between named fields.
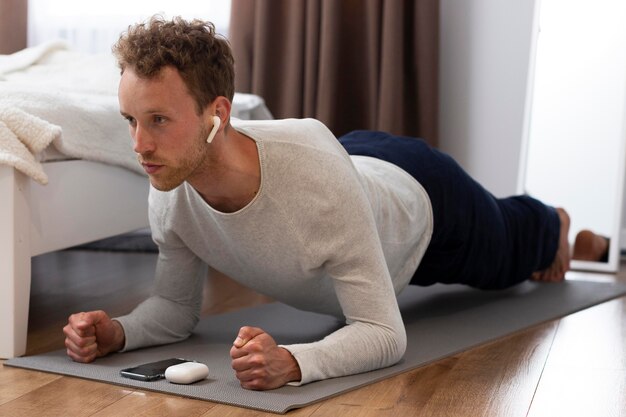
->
xmin=0 ymin=160 xmax=149 ymax=358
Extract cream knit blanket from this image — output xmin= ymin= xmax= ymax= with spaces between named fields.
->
xmin=0 ymin=107 xmax=61 ymax=184
xmin=0 ymin=41 xmax=67 ymax=184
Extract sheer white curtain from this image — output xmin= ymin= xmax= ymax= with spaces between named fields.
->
xmin=27 ymin=0 xmax=231 ymax=54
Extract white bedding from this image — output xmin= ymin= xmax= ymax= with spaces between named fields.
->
xmin=0 ymin=41 xmax=272 ymax=184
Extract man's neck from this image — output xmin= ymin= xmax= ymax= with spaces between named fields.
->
xmin=189 ymin=127 xmax=261 ymax=213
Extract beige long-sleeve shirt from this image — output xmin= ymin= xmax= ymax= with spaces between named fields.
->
xmin=116 ymin=118 xmax=433 ymax=384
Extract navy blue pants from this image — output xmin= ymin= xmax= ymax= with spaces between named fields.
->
xmin=339 ymin=131 xmax=560 ymax=290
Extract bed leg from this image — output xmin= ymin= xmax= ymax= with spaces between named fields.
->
xmin=0 ymin=166 xmax=32 ymax=358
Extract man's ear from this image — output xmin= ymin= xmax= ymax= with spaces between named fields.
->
xmin=204 ymin=96 xmax=231 ymax=143
xmin=211 ymin=96 xmax=232 ymax=122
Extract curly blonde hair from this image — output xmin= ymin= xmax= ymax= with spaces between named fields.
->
xmin=113 ymin=15 xmax=235 ymax=114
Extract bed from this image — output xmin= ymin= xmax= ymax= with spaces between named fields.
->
xmin=0 ymin=42 xmax=272 ymax=358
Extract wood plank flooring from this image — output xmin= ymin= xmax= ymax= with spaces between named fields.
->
xmin=1 ymin=250 xmax=625 ymax=416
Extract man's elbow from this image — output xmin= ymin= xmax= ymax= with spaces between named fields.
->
xmin=381 ymin=326 xmax=407 ymax=367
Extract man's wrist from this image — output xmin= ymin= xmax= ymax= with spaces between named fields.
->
xmin=280 ymin=347 xmax=302 ymax=383
xmin=111 ymin=319 xmax=126 ymax=352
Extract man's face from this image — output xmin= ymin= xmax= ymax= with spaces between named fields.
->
xmin=118 ymin=66 xmax=212 ymax=191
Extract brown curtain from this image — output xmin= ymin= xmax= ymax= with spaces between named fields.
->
xmin=0 ymin=0 xmax=27 ymax=54
xmin=229 ymin=0 xmax=439 ymax=146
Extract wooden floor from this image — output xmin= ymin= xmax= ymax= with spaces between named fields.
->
xmin=1 ymin=249 xmax=625 ymax=416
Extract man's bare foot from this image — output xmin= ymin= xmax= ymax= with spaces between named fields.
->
xmin=531 ymin=207 xmax=570 ymax=282
xmin=572 ymin=229 xmax=609 ymax=261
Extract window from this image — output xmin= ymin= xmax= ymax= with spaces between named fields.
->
xmin=27 ymin=0 xmax=232 ymax=54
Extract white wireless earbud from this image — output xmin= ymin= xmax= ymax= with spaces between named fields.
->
xmin=206 ymin=115 xmax=221 ymax=143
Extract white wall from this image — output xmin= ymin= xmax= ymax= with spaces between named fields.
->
xmin=439 ymin=0 xmax=537 ymax=198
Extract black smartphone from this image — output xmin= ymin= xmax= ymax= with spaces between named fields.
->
xmin=120 ymin=358 xmax=189 ymax=381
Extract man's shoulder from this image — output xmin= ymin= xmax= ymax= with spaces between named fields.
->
xmin=233 ymin=118 xmax=335 ymax=147
xmin=234 ymin=117 xmax=348 ymax=166
xmin=232 ymin=117 xmax=327 ymax=131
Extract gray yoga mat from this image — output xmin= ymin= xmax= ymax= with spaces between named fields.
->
xmin=6 ymin=280 xmax=626 ymax=414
